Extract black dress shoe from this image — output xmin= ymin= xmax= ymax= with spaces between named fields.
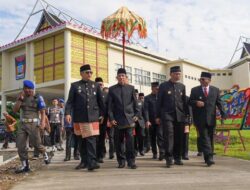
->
xmin=75 ymin=162 xmax=87 ymax=170
xmin=152 ymin=154 xmax=157 ymax=159
xmin=182 ymin=156 xmax=189 ymax=160
xmin=166 ymin=159 xmax=173 ymax=168
xmin=88 ymin=163 xmax=100 ymax=171
xmin=109 ymin=155 xmax=114 ymax=159
xmin=206 ymin=160 xmax=215 ymax=167
xmin=74 ymin=155 xmax=80 ymax=160
xmin=64 ymin=157 xmax=70 ymax=161
xmin=174 ymin=160 xmax=184 ymax=165
xmin=118 ymin=162 xmax=125 ymax=168
xmin=145 ymin=147 xmax=150 ymax=153
xmin=98 ymin=158 xmax=104 ymax=163
xmin=130 ymin=163 xmax=137 ymax=169
xmin=139 ymin=151 xmax=145 ymax=156
xmin=159 ymin=153 xmax=164 ymax=161
xmin=197 ymin=152 xmax=203 ymax=156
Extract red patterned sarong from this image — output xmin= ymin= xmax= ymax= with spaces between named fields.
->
xmin=73 ymin=122 xmax=99 ymax=138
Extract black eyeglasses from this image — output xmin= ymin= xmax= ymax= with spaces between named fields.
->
xmin=84 ymin=71 xmax=93 ymax=74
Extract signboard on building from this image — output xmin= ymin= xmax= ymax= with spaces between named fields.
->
xmin=15 ymin=55 xmax=26 ymax=80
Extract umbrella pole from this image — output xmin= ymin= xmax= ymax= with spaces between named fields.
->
xmin=122 ymin=33 xmax=125 ymax=68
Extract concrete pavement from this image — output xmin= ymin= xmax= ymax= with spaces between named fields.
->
xmin=9 ymin=149 xmax=250 ymax=190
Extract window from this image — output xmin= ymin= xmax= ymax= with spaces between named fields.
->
xmin=228 ymin=73 xmax=232 ymax=76
xmin=217 ymin=73 xmax=221 ymax=76
xmin=115 ymin=63 xmax=132 ymax=83
xmin=135 ymin=68 xmax=151 ymax=86
xmin=222 ymin=73 xmax=226 ymax=76
xmin=185 ymin=75 xmax=187 ymax=78
xmin=188 ymin=76 xmax=190 ymax=79
xmin=152 ymin=73 xmax=166 ymax=84
xmin=211 ymin=73 xmax=215 ymax=76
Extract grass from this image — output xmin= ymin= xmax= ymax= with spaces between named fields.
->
xmin=189 ymin=126 xmax=250 ymax=160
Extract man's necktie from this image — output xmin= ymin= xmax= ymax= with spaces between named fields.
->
xmin=204 ymin=87 xmax=208 ymax=97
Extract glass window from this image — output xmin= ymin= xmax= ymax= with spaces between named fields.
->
xmin=222 ymin=73 xmax=226 ymax=76
xmin=217 ymin=73 xmax=221 ymax=76
xmin=152 ymin=72 xmax=166 ymax=84
xmin=135 ymin=68 xmax=151 ymax=86
xmin=228 ymin=73 xmax=232 ymax=76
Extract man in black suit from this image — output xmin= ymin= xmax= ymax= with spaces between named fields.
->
xmin=144 ymin=82 xmax=165 ymax=160
xmin=156 ymin=66 xmax=188 ymax=168
xmin=65 ymin=64 xmax=105 ymax=171
xmin=189 ymin=72 xmax=226 ymax=166
xmin=108 ymin=68 xmax=140 ymax=169
xmin=95 ymin=77 xmax=107 ymax=163
xmin=134 ymin=92 xmax=146 ymax=156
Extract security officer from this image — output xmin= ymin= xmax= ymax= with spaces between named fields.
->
xmin=95 ymin=77 xmax=107 ymax=163
xmin=65 ymin=64 xmax=105 ymax=171
xmin=108 ymin=68 xmax=140 ymax=169
xmin=13 ymin=80 xmax=50 ymax=173
xmin=156 ymin=66 xmax=188 ymax=168
xmin=144 ymin=82 xmax=165 ymax=160
xmin=48 ymin=98 xmax=63 ymax=151
xmin=134 ymin=92 xmax=146 ymax=156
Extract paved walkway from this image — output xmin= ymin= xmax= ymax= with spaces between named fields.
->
xmin=9 ymin=148 xmax=250 ymax=190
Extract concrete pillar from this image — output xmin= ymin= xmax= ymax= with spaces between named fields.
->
xmin=1 ymin=93 xmax=6 ymax=119
xmin=64 ymin=30 xmax=71 ymax=102
xmin=25 ymin=42 xmax=34 ymax=81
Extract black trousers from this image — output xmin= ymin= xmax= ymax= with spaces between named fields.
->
xmin=144 ymin=127 xmax=151 ymax=151
xmin=50 ymin=123 xmax=61 ymax=146
xmin=106 ymin=127 xmax=115 ymax=157
xmin=150 ymin=124 xmax=165 ymax=155
xmin=97 ymin=124 xmax=107 ymax=159
xmin=65 ymin=128 xmax=79 ymax=159
xmin=162 ymin=120 xmax=184 ymax=161
xmin=197 ymin=124 xmax=214 ymax=160
xmin=134 ymin=125 xmax=145 ymax=153
xmin=182 ymin=132 xmax=189 ymax=158
xmin=115 ymin=127 xmax=135 ymax=164
xmin=77 ymin=135 xmax=87 ymax=165
xmin=83 ymin=136 xmax=97 ymax=167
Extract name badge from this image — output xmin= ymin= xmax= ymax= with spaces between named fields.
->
xmin=168 ymin=91 xmax=171 ymax=94
xmin=199 ymin=96 xmax=202 ymax=99
xmin=93 ymin=92 xmax=96 ymax=95
xmin=92 ymin=84 xmax=95 ymax=88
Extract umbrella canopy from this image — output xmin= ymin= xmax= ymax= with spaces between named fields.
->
xmin=101 ymin=6 xmax=147 ymax=68
xmin=101 ymin=6 xmax=147 ymax=39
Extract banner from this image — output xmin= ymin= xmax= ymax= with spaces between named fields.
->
xmin=15 ymin=55 xmax=26 ymax=80
xmin=216 ymin=88 xmax=250 ymax=130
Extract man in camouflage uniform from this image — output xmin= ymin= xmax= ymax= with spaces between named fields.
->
xmin=13 ymin=80 xmax=50 ymax=173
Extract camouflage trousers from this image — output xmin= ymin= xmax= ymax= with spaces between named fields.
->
xmin=17 ymin=122 xmax=45 ymax=161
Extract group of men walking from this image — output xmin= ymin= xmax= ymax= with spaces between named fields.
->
xmin=13 ymin=63 xmax=226 ymax=173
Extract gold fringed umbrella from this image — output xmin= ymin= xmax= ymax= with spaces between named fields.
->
xmin=101 ymin=6 xmax=147 ymax=68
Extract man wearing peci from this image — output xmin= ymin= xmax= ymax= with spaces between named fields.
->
xmin=156 ymin=66 xmax=188 ymax=168
xmin=65 ymin=64 xmax=105 ymax=171
xmin=189 ymin=72 xmax=226 ymax=166
xmin=108 ymin=68 xmax=140 ymax=169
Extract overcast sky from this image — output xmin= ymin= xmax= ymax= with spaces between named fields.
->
xmin=1 ymin=0 xmax=250 ymax=68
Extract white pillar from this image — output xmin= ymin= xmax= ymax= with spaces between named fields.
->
xmin=64 ymin=30 xmax=71 ymax=102
xmin=25 ymin=42 xmax=34 ymax=81
xmin=1 ymin=93 xmax=6 ymax=119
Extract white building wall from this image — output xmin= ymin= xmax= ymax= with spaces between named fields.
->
xmin=210 ymin=71 xmax=233 ymax=90
xmin=232 ymin=62 xmax=250 ymax=88
xmin=181 ymin=63 xmax=206 ymax=96
xmin=108 ymin=46 xmax=167 ymax=95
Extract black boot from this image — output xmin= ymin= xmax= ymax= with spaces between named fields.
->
xmin=15 ymin=160 xmax=30 ymax=174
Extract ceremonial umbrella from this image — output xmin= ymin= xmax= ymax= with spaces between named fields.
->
xmin=101 ymin=6 xmax=147 ymax=68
